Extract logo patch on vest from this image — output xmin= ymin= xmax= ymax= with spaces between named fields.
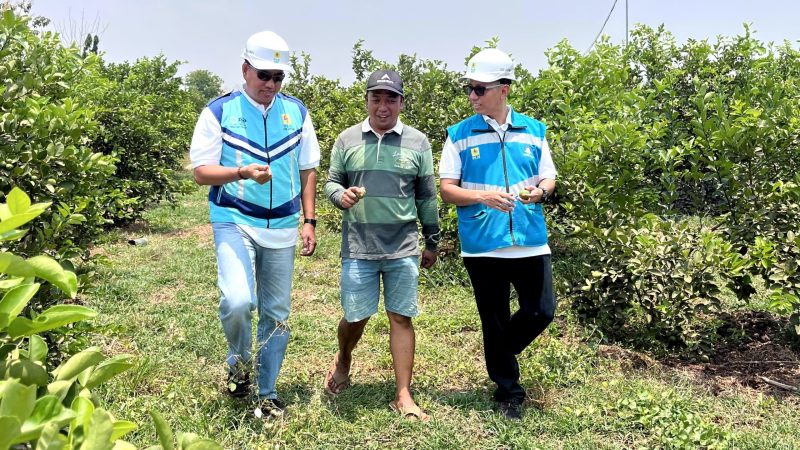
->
xmin=523 ymin=146 xmax=533 ymax=157
xmin=471 ymin=147 xmax=480 ymax=160
xmin=230 ymin=117 xmax=247 ymax=129
xmin=282 ymin=114 xmax=292 ymax=126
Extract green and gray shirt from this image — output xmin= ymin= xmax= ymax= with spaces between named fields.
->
xmin=324 ymin=118 xmax=439 ymax=260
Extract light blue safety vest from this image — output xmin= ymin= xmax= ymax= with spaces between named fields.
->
xmin=206 ymin=92 xmax=307 ymax=228
xmin=446 ymin=110 xmax=549 ymax=253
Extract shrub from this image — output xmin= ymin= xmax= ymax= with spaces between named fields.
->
xmin=0 ymin=10 xmax=119 ymax=259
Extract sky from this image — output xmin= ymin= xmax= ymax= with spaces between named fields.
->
xmin=30 ymin=0 xmax=800 ymax=90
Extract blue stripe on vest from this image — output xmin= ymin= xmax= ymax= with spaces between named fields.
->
xmin=210 ymin=186 xmax=301 ymax=220
xmin=222 ymin=127 xmax=266 ymax=151
xmin=268 ymin=139 xmax=301 ymax=163
xmin=221 ymin=139 xmax=269 ymax=164
xmin=267 ymin=128 xmax=302 ymax=151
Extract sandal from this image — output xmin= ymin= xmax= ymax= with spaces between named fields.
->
xmin=389 ymin=400 xmax=430 ymax=422
xmin=324 ymin=369 xmax=350 ymax=396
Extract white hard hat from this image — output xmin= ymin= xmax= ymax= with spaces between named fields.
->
xmin=462 ymin=48 xmax=516 ymax=83
xmin=241 ymin=31 xmax=291 ymax=72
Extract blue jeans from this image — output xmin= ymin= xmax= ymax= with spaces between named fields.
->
xmin=340 ymin=256 xmax=420 ymax=323
xmin=212 ymin=222 xmax=295 ymax=399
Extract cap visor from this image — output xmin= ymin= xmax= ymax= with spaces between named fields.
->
xmin=366 ymin=86 xmax=403 ymax=96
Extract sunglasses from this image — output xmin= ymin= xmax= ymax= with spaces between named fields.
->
xmin=246 ymin=61 xmax=285 ymax=83
xmin=463 ymin=84 xmax=504 ymax=96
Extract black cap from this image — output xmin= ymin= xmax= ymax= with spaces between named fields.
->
xmin=366 ymin=69 xmax=404 ymax=96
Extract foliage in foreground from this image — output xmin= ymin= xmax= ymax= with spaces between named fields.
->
xmin=0 ymin=187 xmax=220 ymax=449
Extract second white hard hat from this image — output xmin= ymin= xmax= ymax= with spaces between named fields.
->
xmin=462 ymin=48 xmax=516 ymax=83
xmin=241 ymin=31 xmax=291 ymax=72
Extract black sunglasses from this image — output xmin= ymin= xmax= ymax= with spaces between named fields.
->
xmin=246 ymin=61 xmax=285 ymax=83
xmin=463 ymin=84 xmax=504 ymax=96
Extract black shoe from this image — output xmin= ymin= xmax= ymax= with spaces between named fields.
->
xmin=254 ymin=397 xmax=286 ymax=419
xmin=226 ymin=363 xmax=251 ymax=398
xmin=498 ymin=400 xmax=523 ymax=420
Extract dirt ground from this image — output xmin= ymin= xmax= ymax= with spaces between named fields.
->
xmin=600 ymin=311 xmax=800 ymax=399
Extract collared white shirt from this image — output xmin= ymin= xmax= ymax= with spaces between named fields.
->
xmin=361 ymin=117 xmax=404 ymax=137
xmin=439 ymin=107 xmax=556 ymax=258
xmin=189 ymin=86 xmax=321 ymax=248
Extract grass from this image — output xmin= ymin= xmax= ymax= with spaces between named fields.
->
xmin=83 ymin=184 xmax=800 ymax=449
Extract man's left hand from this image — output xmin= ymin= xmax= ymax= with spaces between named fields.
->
xmin=519 ymin=186 xmax=543 ymax=204
xmin=420 ymin=249 xmax=437 ymax=269
xmin=300 ymin=224 xmax=317 ymax=256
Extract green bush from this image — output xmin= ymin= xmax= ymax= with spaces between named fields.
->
xmin=572 ymin=217 xmax=748 ymax=354
xmin=0 ymin=187 xmax=221 ymax=449
xmin=80 ymin=56 xmax=197 ymax=224
xmin=0 ymin=11 xmax=120 ymax=259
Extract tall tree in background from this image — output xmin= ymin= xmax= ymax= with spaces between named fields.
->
xmin=81 ymin=32 xmax=99 ymax=57
xmin=184 ymin=69 xmax=224 ymax=111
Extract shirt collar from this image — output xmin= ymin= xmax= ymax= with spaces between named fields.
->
xmin=240 ymin=84 xmax=276 ymax=115
xmin=482 ymin=106 xmax=514 ymax=132
xmin=361 ymin=117 xmax=404 ymax=137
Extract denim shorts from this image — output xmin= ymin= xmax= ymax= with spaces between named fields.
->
xmin=340 ymin=256 xmax=420 ymax=322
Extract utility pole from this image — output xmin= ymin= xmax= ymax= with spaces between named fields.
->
xmin=626 ymin=0 xmax=629 ymax=47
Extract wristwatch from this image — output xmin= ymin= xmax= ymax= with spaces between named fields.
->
xmin=538 ymin=187 xmax=550 ymax=203
xmin=303 ymin=218 xmax=317 ymax=227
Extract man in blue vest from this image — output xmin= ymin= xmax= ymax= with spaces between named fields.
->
xmin=189 ymin=30 xmax=320 ymax=419
xmin=439 ymin=48 xmax=557 ymax=421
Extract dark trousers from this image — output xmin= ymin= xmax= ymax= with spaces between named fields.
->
xmin=463 ymin=254 xmax=556 ymax=403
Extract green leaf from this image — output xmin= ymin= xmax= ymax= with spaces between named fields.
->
xmin=8 ymin=305 xmax=97 ymax=338
xmin=149 ymin=409 xmax=174 ymax=450
xmin=0 ymin=252 xmax=35 ymax=278
xmin=46 ymin=380 xmax=74 ymax=402
xmin=112 ymin=441 xmax=138 ymax=450
xmin=0 ymin=380 xmax=36 ymax=423
xmin=79 ymin=409 xmax=115 ymax=450
xmin=16 ymin=395 xmax=76 ymax=443
xmin=0 ymin=283 xmax=40 ymax=329
xmin=70 ymin=396 xmax=94 ymax=429
xmin=29 ymin=335 xmax=48 ymax=364
xmin=0 ymin=415 xmax=22 ymax=450
xmin=84 ymin=355 xmax=135 ymax=389
xmin=35 ymin=422 xmax=69 ymax=450
xmin=0 ymin=275 xmax=25 ymax=290
xmin=6 ymin=187 xmax=31 ymax=215
xmin=0 ymin=209 xmax=49 ymax=235
xmin=0 ymin=229 xmax=27 ymax=242
xmin=26 ymin=256 xmax=78 ymax=298
xmin=110 ymin=420 xmax=138 ymax=440
xmin=0 ymin=359 xmax=48 ymax=387
xmin=54 ymin=347 xmax=104 ymax=381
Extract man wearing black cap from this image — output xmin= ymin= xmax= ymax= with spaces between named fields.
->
xmin=322 ymin=69 xmax=440 ymax=420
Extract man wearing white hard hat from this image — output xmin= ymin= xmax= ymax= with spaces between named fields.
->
xmin=439 ymin=48 xmax=557 ymax=420
xmin=189 ymin=30 xmax=321 ymax=419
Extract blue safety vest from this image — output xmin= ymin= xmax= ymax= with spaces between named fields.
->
xmin=206 ymin=92 xmax=307 ymax=228
xmin=446 ymin=110 xmax=549 ymax=253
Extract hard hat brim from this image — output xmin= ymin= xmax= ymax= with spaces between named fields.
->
xmin=461 ymin=73 xmax=517 ymax=83
xmin=242 ymin=53 xmax=292 ymax=72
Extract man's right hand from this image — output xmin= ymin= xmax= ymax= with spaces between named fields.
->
xmin=241 ymin=163 xmax=272 ymax=184
xmin=340 ymin=186 xmax=364 ymax=209
xmin=478 ymin=190 xmax=516 ymax=212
